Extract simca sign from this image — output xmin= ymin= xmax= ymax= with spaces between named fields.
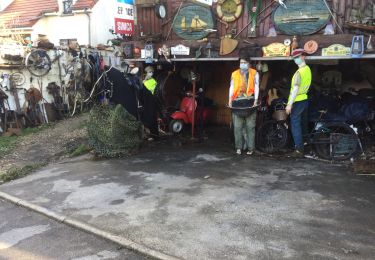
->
xmin=171 ymin=44 xmax=190 ymax=55
xmin=262 ymin=42 xmax=290 ymax=57
xmin=322 ymin=44 xmax=351 ymax=56
xmin=114 ymin=0 xmax=135 ymax=35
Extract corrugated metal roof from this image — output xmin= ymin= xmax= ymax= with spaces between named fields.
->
xmin=0 ymin=0 xmax=59 ymax=28
xmin=72 ymin=0 xmax=99 ymax=10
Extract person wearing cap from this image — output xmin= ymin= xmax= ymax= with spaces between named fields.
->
xmin=228 ymin=57 xmax=259 ymax=155
xmin=286 ymin=48 xmax=312 ymax=157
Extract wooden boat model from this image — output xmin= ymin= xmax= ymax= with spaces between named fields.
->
xmin=345 ymin=22 xmax=375 ymax=32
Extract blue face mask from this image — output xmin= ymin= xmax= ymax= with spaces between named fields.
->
xmin=294 ymin=57 xmax=303 ymax=65
xmin=240 ymin=63 xmax=249 ymax=71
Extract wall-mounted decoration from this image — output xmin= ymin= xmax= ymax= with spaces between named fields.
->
xmin=216 ymin=0 xmax=243 ymax=23
xmin=193 ymin=0 xmax=213 ymax=6
xmin=321 ymin=44 xmax=350 ymax=56
xmin=171 ymin=44 xmax=190 ymax=56
xmin=262 ymin=42 xmax=290 ymax=57
xmin=155 ymin=4 xmax=167 ymax=19
xmin=123 ymin=43 xmax=134 ymax=58
xmin=303 ymin=40 xmax=318 ymax=54
xmin=114 ymin=0 xmax=135 ymax=35
xmin=272 ymin=0 xmax=330 ymax=36
xmin=172 ymin=5 xmax=215 ymax=40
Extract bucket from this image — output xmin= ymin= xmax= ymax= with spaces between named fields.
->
xmin=272 ymin=103 xmax=288 ymax=121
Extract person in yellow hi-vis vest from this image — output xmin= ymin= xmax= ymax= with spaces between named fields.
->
xmin=286 ymin=49 xmax=312 ymax=158
xmin=228 ymin=57 xmax=259 ymax=155
xmin=143 ymin=66 xmax=157 ymax=95
xmin=142 ymin=66 xmax=159 ymax=140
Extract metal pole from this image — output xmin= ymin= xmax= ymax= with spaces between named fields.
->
xmin=191 ymin=71 xmax=196 ymax=139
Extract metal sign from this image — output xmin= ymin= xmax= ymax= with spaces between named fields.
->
xmin=262 ymin=42 xmax=290 ymax=57
xmin=322 ymin=44 xmax=351 ymax=56
xmin=172 ymin=4 xmax=214 ymax=40
xmin=273 ymin=0 xmax=330 ymax=35
xmin=114 ymin=0 xmax=135 ymax=35
xmin=171 ymin=44 xmax=190 ymax=55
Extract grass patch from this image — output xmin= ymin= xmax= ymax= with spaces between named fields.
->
xmin=70 ymin=144 xmax=91 ymax=157
xmin=0 ymin=136 xmax=18 ymax=157
xmin=0 ymin=124 xmax=53 ymax=158
xmin=0 ymin=163 xmax=46 ymax=183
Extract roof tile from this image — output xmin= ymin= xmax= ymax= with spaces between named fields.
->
xmin=0 ymin=0 xmax=59 ymax=28
xmin=72 ymin=0 xmax=99 ymax=10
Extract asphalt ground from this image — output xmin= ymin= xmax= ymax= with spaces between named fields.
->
xmin=1 ymin=134 xmax=374 ymax=260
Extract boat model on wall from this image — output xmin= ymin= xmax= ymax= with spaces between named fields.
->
xmin=172 ymin=4 xmax=214 ymax=40
xmin=181 ymin=15 xmax=208 ymax=32
xmin=272 ymin=0 xmax=330 ymax=35
xmin=280 ymin=12 xmax=319 ymax=24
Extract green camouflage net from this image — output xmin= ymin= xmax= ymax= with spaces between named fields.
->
xmin=87 ymin=104 xmax=143 ymax=157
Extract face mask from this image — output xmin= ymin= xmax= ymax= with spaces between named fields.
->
xmin=240 ymin=63 xmax=249 ymax=71
xmin=294 ymin=57 xmax=303 ymax=65
xmin=145 ymin=72 xmax=153 ymax=79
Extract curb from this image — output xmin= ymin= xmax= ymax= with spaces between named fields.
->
xmin=0 ymin=191 xmax=180 ymax=260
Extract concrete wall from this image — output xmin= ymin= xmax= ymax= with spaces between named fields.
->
xmin=30 ymin=0 xmax=117 ymax=47
xmin=32 ymin=14 xmax=90 ymax=46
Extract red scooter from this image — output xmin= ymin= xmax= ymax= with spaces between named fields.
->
xmin=169 ymin=90 xmax=213 ymax=134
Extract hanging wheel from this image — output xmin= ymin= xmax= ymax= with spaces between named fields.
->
xmin=25 ymin=49 xmax=52 ymax=77
xmin=10 ymin=72 xmax=26 ymax=86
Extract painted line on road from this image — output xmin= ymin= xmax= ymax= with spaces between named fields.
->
xmin=0 ymin=191 xmax=181 ymax=260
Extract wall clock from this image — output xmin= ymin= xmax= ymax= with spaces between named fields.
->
xmin=155 ymin=4 xmax=166 ymax=19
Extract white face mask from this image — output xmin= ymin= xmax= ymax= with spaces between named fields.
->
xmin=145 ymin=72 xmax=153 ymax=79
xmin=240 ymin=63 xmax=249 ymax=71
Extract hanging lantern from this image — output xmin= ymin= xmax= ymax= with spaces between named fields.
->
xmin=144 ymin=43 xmax=154 ymax=64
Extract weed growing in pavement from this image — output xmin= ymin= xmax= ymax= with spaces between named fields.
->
xmin=0 ymin=163 xmax=47 ymax=183
xmin=70 ymin=144 xmax=92 ymax=157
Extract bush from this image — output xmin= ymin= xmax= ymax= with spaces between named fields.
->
xmin=87 ymin=104 xmax=142 ymax=157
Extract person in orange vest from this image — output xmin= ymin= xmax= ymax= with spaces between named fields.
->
xmin=286 ymin=48 xmax=312 ymax=157
xmin=228 ymin=57 xmax=259 ymax=155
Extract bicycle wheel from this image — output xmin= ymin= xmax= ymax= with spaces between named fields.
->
xmin=10 ymin=72 xmax=26 ymax=86
xmin=313 ymin=122 xmax=359 ymax=161
xmin=256 ymin=120 xmax=289 ymax=153
xmin=25 ymin=49 xmax=52 ymax=77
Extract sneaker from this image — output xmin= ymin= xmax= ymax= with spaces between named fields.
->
xmin=236 ymin=149 xmax=241 ymax=155
xmin=246 ymin=150 xmax=254 ymax=155
xmin=290 ymin=150 xmax=304 ymax=158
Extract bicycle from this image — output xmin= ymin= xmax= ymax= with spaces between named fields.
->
xmin=256 ymin=109 xmax=362 ymax=161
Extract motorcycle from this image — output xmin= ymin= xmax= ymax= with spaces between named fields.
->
xmin=169 ymin=89 xmax=213 ymax=134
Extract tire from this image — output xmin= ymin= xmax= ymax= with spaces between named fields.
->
xmin=169 ymin=119 xmax=184 ymax=134
xmin=313 ymin=122 xmax=359 ymax=161
xmin=256 ymin=120 xmax=289 ymax=153
xmin=25 ymin=49 xmax=52 ymax=77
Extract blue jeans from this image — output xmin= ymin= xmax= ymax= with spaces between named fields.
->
xmin=290 ymin=100 xmax=308 ymax=151
xmin=232 ymin=111 xmax=257 ymax=151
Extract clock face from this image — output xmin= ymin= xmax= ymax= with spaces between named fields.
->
xmin=156 ymin=4 xmax=166 ymax=19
